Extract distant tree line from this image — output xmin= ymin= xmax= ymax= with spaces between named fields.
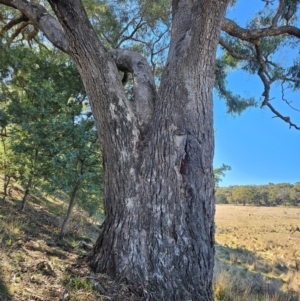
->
xmin=216 ymin=182 xmax=300 ymax=206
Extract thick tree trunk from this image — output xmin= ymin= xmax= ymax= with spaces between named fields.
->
xmin=88 ymin=2 xmax=228 ymax=299
xmin=47 ymin=0 xmax=228 ymax=299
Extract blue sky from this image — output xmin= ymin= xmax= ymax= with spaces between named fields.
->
xmin=213 ymin=1 xmax=300 ymax=187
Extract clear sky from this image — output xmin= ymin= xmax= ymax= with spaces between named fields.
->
xmin=213 ymin=1 xmax=300 ymax=187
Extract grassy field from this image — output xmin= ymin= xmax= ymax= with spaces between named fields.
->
xmin=1 ymin=180 xmax=299 ymax=300
xmin=214 ymin=205 xmax=300 ymax=301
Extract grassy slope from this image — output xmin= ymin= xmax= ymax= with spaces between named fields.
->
xmin=1 ymin=179 xmax=299 ymax=301
xmin=0 ymin=180 xmax=102 ymax=301
xmin=0 ymin=179 xmax=142 ymax=301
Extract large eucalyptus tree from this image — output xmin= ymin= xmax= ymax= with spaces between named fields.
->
xmin=1 ymin=0 xmax=299 ymax=300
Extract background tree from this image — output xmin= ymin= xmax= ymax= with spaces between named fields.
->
xmin=49 ymin=117 xmax=102 ymax=239
xmin=231 ymin=185 xmax=258 ymax=205
xmin=268 ymin=182 xmax=291 ymax=205
xmin=289 ymin=182 xmax=300 ymax=205
xmin=255 ymin=185 xmax=269 ymax=206
xmin=0 ymin=45 xmax=85 ymax=209
xmin=276 ymin=183 xmax=292 ymax=205
xmin=215 ymin=187 xmax=230 ymax=204
xmin=0 ymin=126 xmax=16 ymax=202
xmin=0 ymin=44 xmax=103 ymax=234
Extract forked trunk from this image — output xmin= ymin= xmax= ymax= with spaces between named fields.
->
xmin=48 ymin=0 xmax=228 ymax=299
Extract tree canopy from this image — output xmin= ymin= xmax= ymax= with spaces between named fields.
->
xmin=1 ymin=0 xmax=299 ymax=129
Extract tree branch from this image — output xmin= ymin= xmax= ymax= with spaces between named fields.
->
xmin=116 ymin=18 xmax=146 ymax=48
xmin=0 ymin=0 xmax=69 ymax=53
xmin=251 ymin=39 xmax=299 ymax=130
xmin=268 ymin=102 xmax=300 ymax=130
xmin=271 ymin=0 xmax=285 ymax=27
xmin=221 ymin=17 xmax=300 ymax=130
xmin=222 ymin=17 xmax=300 ymax=40
xmin=252 ymin=39 xmax=271 ymax=107
xmin=0 ymin=0 xmax=15 ymax=9
xmin=109 ymin=49 xmax=156 ymax=133
xmin=1 ymin=13 xmax=28 ymax=32
xmin=0 ymin=0 xmax=156 ymax=133
xmin=4 ymin=20 xmax=30 ymax=47
xmin=219 ymin=37 xmax=255 ymax=62
xmin=281 ymin=82 xmax=300 ymax=112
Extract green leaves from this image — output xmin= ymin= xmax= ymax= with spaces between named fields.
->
xmin=0 ymin=44 xmax=102 ymax=216
xmin=216 ymin=182 xmax=299 ymax=206
xmin=281 ymin=0 xmax=300 ymax=23
xmin=214 ymin=164 xmax=231 ymax=187
xmin=215 ymin=57 xmax=257 ymax=115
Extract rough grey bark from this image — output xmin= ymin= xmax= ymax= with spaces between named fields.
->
xmin=0 ymin=0 xmax=228 ymax=299
xmin=109 ymin=49 xmax=157 ymax=134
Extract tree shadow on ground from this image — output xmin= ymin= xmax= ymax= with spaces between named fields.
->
xmin=0 ymin=270 xmax=11 ymax=301
xmin=0 ymin=194 xmax=12 ymax=301
xmin=214 ymin=244 xmax=299 ymax=301
xmin=2 ymin=186 xmax=99 ymax=242
xmin=0 ymin=190 xmax=100 ymax=301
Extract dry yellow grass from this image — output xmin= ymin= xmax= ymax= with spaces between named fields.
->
xmin=214 ymin=205 xmax=300 ymax=301
xmin=0 ymin=190 xmax=102 ymax=301
xmin=0 ymin=178 xmax=145 ymax=301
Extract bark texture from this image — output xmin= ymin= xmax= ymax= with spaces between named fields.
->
xmin=0 ymin=0 xmax=228 ymax=299
xmin=86 ymin=0 xmax=226 ymax=299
